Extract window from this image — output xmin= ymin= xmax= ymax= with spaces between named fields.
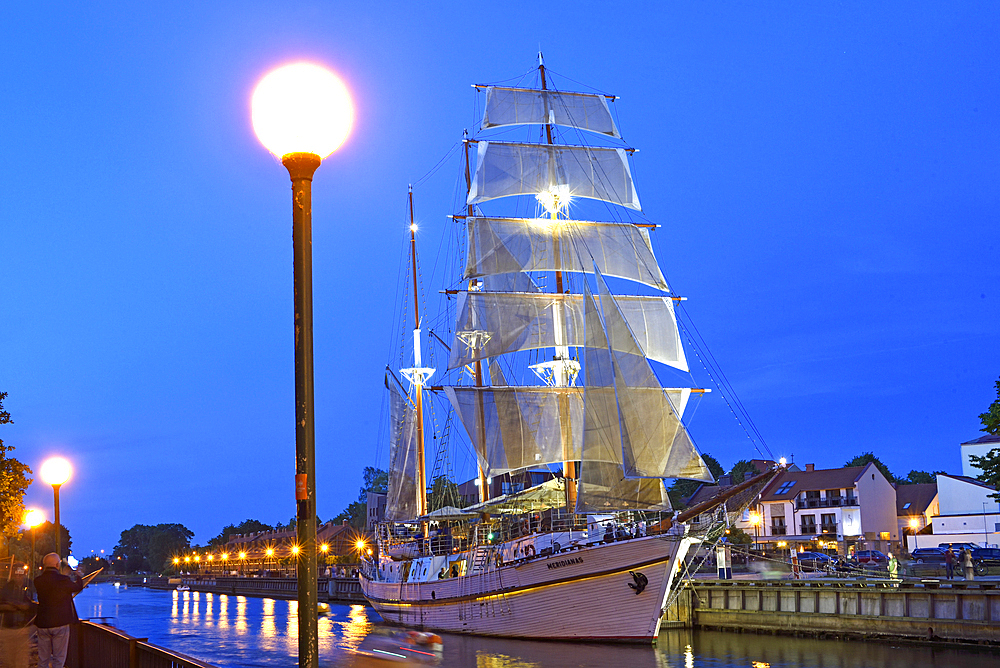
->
xmin=770 ymin=517 xmax=786 ymax=536
xmin=775 ymin=480 xmax=796 ymax=495
xmin=902 ymin=502 xmax=911 ymax=510
xmin=879 ymin=532 xmax=890 ymax=540
xmin=801 ymin=515 xmax=817 ymax=534
xmin=820 ymin=514 xmax=836 ymax=533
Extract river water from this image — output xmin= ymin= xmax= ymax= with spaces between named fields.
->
xmin=75 ymin=584 xmax=998 ymax=667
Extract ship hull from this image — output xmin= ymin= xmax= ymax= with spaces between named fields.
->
xmin=360 ymin=535 xmax=689 ymax=642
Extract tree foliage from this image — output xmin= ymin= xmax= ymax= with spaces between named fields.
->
xmin=112 ymin=523 xmax=194 ymax=573
xmin=902 ymin=470 xmax=938 ymax=484
xmin=979 ymin=376 xmax=1000 ymax=435
xmin=667 ymin=454 xmax=724 ymax=509
xmin=7 ymin=521 xmax=71 ymax=567
xmin=843 ymin=452 xmax=898 ymax=484
xmin=207 ymin=519 xmax=274 ymax=547
xmin=729 ymin=459 xmax=758 ymax=483
xmin=0 ymin=392 xmax=33 ymax=542
xmin=969 ymin=447 xmax=1000 ymax=502
xmin=428 ymin=475 xmax=461 ymax=511
xmin=333 ymin=467 xmax=388 ymax=530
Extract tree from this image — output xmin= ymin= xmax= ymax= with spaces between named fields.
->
xmin=902 ymin=470 xmax=938 ymax=485
xmin=112 ymin=523 xmax=194 ymax=573
xmin=969 ymin=448 xmax=1000 ymax=502
xmin=843 ymin=452 xmax=898 ymax=484
xmin=207 ymin=519 xmax=274 ymax=547
xmin=428 ymin=475 xmax=461 ymax=511
xmin=979 ymin=376 xmax=1000 ymax=435
xmin=333 ymin=467 xmax=389 ymax=530
xmin=667 ymin=454 xmax=725 ymax=509
xmin=725 ymin=526 xmax=753 ymax=545
xmin=729 ymin=460 xmax=757 ymax=483
xmin=80 ymin=555 xmax=110 ymax=574
xmin=0 ymin=392 xmax=33 ymax=546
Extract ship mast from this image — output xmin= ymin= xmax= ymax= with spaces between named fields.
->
xmin=537 ymin=52 xmax=578 ymax=510
xmin=463 ymin=134 xmax=491 ymax=504
xmin=400 ymin=186 xmax=433 ymax=518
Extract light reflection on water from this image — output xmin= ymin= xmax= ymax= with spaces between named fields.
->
xmin=75 ymin=584 xmax=999 ymax=667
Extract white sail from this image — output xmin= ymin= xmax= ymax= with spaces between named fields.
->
xmin=464 ymin=217 xmax=668 ymax=290
xmin=443 ymin=384 xmax=587 ymax=475
xmin=481 ymin=86 xmax=620 ymax=137
xmin=385 ymin=381 xmax=420 ymax=520
xmin=595 ymin=271 xmax=714 ymax=482
xmin=449 ymin=291 xmax=687 ymax=372
xmin=577 ymin=279 xmax=673 ymax=511
xmin=467 ymin=142 xmax=641 ymax=211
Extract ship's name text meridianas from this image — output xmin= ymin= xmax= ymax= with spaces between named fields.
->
xmin=546 ymin=557 xmax=584 ymax=570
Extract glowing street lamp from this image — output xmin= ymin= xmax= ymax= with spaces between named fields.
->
xmin=252 ymin=61 xmax=353 ymax=668
xmin=24 ymin=508 xmax=45 ymax=574
xmin=40 ymin=457 xmax=72 ymax=559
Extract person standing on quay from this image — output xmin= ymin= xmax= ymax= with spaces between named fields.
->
xmin=34 ymin=553 xmax=83 ymax=668
xmin=887 ymin=552 xmax=899 ymax=581
xmin=960 ymin=547 xmax=975 ymax=581
xmin=944 ymin=546 xmax=955 ymax=579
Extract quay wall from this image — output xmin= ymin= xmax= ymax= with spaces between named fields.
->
xmin=679 ymin=580 xmax=1000 ymax=645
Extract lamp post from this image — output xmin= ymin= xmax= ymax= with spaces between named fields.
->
xmin=24 ymin=508 xmax=45 ymax=575
xmin=748 ymin=510 xmax=762 ymax=553
xmin=252 ymin=61 xmax=352 ymax=668
xmin=40 ymin=457 xmax=72 ymax=560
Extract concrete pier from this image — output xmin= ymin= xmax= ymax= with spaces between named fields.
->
xmin=676 ymin=580 xmax=1000 ymax=644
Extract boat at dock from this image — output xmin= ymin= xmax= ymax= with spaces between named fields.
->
xmin=360 ymin=56 xmax=777 ymax=643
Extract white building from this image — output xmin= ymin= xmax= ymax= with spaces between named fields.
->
xmin=755 ymin=462 xmax=898 ymax=554
xmin=960 ymin=433 xmax=1000 ymax=478
xmin=909 ymin=474 xmax=1000 ymax=550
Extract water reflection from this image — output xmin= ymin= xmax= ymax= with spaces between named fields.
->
xmin=236 ymin=595 xmax=247 ymax=634
xmin=72 ymin=585 xmax=1000 ymax=668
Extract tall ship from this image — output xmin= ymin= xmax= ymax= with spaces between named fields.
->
xmin=360 ymin=57 xmax=775 ymax=642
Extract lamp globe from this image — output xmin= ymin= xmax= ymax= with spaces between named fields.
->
xmin=251 ymin=62 xmax=353 ymax=159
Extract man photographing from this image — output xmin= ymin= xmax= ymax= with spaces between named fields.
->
xmin=34 ymin=553 xmax=83 ymax=668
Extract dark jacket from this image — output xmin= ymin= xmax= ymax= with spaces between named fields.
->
xmin=33 ymin=568 xmax=83 ymax=628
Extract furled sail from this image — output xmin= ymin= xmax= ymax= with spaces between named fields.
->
xmin=449 ymin=291 xmax=687 ymax=372
xmin=464 ymin=217 xmax=668 ymax=290
xmin=385 ymin=381 xmax=419 ymax=520
xmin=596 ymin=271 xmax=714 ymax=482
xmin=480 ymin=86 xmax=620 ymax=138
xmin=576 ymin=279 xmax=672 ymax=511
xmin=443 ymin=385 xmax=590 ymax=475
xmin=467 ymin=142 xmax=641 ymax=211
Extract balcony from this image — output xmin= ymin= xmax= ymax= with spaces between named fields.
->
xmin=770 ymin=526 xmax=787 ymax=536
xmin=796 ymin=498 xmax=858 ymax=509
xmin=819 ymin=524 xmax=838 ymax=534
xmin=800 ymin=525 xmax=817 ymax=535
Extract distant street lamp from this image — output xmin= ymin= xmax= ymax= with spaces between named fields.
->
xmin=40 ymin=457 xmax=72 ymax=559
xmin=252 ymin=61 xmax=353 ymax=668
xmin=748 ymin=511 xmax=763 ymax=552
xmin=24 ymin=508 xmax=45 ymax=574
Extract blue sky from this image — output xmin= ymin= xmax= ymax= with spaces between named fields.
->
xmin=2 ymin=2 xmax=997 ymax=556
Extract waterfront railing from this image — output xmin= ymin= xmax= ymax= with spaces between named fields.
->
xmin=67 ymin=620 xmax=217 ymax=668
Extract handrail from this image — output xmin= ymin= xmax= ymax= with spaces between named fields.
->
xmin=68 ymin=620 xmax=218 ymax=668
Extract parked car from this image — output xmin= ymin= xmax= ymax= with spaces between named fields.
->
xmin=909 ymin=547 xmax=946 ymax=564
xmin=970 ymin=547 xmax=1000 ymax=576
xmin=937 ymin=542 xmax=979 ymax=553
xmin=796 ymin=551 xmax=837 ymax=572
xmin=854 ymin=550 xmax=888 ymax=567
